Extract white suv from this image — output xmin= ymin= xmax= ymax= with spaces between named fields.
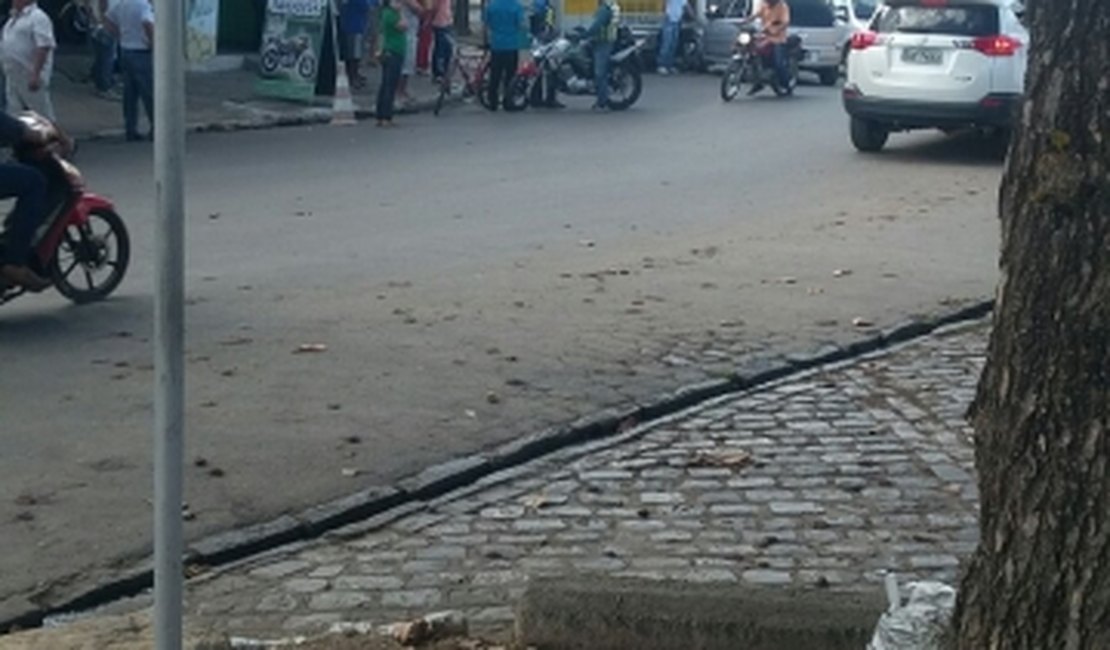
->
xmin=842 ymin=0 xmax=1027 ymax=152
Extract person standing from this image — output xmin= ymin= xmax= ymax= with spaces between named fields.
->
xmin=105 ymin=0 xmax=154 ymax=141
xmin=375 ymin=0 xmax=407 ymax=125
xmin=429 ymin=0 xmax=453 ymax=81
xmin=396 ymin=0 xmax=423 ymax=104
xmin=90 ymin=0 xmax=120 ymax=99
xmin=483 ymin=0 xmax=523 ymax=111
xmin=585 ymin=0 xmax=619 ymax=111
xmin=656 ymin=0 xmax=683 ymax=74
xmin=0 ymin=0 xmax=56 ymax=121
xmin=340 ymin=0 xmax=372 ymax=88
xmin=527 ymin=0 xmax=564 ymax=109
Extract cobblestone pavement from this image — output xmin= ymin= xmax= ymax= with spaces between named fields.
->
xmin=168 ymin=320 xmax=985 ymax=638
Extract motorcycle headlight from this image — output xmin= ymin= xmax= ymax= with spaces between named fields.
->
xmin=737 ymin=32 xmax=752 ymax=45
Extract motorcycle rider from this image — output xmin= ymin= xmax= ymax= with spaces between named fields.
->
xmin=584 ymin=0 xmax=620 ymax=111
xmin=750 ymin=0 xmax=790 ymax=95
xmin=0 ymin=110 xmax=51 ymax=291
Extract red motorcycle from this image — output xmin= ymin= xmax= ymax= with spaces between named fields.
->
xmin=0 ymin=113 xmax=130 ymax=305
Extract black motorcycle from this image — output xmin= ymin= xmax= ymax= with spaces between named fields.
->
xmin=508 ymin=26 xmax=644 ymax=111
xmin=720 ymin=24 xmax=803 ymax=101
xmin=260 ymin=34 xmax=318 ymax=80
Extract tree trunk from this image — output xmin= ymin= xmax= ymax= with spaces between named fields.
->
xmin=952 ymin=1 xmax=1110 ymax=648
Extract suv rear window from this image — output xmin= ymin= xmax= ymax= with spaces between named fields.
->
xmin=791 ymin=0 xmax=836 ymax=27
xmin=875 ymin=5 xmax=1000 ymax=36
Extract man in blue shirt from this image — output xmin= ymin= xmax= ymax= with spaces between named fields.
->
xmin=340 ymin=0 xmax=372 ymax=88
xmin=484 ymin=0 xmax=524 ymax=110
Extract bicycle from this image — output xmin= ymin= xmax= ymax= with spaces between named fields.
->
xmin=433 ymin=42 xmax=494 ymax=115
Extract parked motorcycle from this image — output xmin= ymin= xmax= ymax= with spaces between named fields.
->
xmin=0 ymin=113 xmax=130 ymax=306
xmin=508 ymin=26 xmax=644 ymax=111
xmin=260 ymin=34 xmax=318 ymax=80
xmin=720 ymin=23 xmax=803 ymax=101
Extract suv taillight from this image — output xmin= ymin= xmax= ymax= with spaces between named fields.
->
xmin=851 ymin=31 xmax=879 ymax=50
xmin=973 ymin=35 xmax=1021 ymax=57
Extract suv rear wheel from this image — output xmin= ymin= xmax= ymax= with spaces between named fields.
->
xmin=850 ymin=117 xmax=889 ymax=152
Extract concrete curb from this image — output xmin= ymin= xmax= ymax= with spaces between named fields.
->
xmin=515 ymin=577 xmax=886 ymax=650
xmin=0 ymin=299 xmax=992 ymax=634
xmin=73 ymin=95 xmax=449 ymax=143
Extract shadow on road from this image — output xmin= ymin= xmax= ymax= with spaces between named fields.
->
xmin=0 ymin=295 xmax=149 ymax=346
xmin=875 ymin=131 xmax=1008 ymax=168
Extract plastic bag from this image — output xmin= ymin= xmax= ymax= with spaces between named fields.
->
xmin=867 ymin=576 xmax=956 ymax=650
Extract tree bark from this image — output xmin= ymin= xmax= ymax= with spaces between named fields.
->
xmin=952 ymin=1 xmax=1110 ymax=648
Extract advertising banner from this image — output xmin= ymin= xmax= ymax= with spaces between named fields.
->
xmin=255 ymin=0 xmax=330 ymax=102
xmin=186 ymin=0 xmax=221 ymax=63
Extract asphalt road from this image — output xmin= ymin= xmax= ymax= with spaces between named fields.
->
xmin=0 ymin=73 xmax=1004 ymax=620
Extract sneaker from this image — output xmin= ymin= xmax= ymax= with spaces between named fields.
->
xmin=657 ymin=67 xmax=670 ymax=75
xmin=747 ymin=82 xmax=765 ymax=96
xmin=0 ymin=264 xmax=50 ymax=292
xmin=591 ymin=102 xmax=610 ymax=112
xmin=95 ymin=88 xmax=122 ymax=101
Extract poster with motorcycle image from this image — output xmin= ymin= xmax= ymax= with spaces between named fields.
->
xmin=255 ymin=0 xmax=329 ymax=102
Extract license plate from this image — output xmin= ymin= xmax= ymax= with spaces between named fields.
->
xmin=901 ymin=47 xmax=943 ymax=65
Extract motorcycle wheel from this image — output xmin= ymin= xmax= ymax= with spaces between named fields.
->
xmin=720 ymin=60 xmax=744 ymax=102
xmin=298 ymin=54 xmax=317 ymax=80
xmin=476 ymin=78 xmax=494 ymax=110
xmin=49 ymin=208 xmax=130 ymax=305
xmin=261 ymin=50 xmax=280 ymax=74
xmin=606 ymin=63 xmax=642 ymax=111
xmin=503 ymin=76 xmax=532 ymax=112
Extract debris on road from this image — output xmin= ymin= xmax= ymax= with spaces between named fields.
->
xmin=386 ymin=611 xmax=469 ymax=647
xmin=688 ymin=449 xmax=754 ymax=469
xmin=485 ymin=391 xmax=502 ymax=405
xmin=852 ymin=317 xmax=875 ymax=328
xmin=341 ymin=468 xmax=360 ymax=478
xmin=294 ymin=343 xmax=329 ymax=354
xmin=833 ymin=268 xmax=853 ymax=277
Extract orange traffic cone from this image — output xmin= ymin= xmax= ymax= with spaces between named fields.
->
xmin=331 ymin=64 xmax=358 ymax=126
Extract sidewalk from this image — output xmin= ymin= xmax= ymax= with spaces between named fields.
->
xmin=48 ymin=53 xmax=445 ymax=141
xmin=30 ymin=318 xmax=986 ymax=646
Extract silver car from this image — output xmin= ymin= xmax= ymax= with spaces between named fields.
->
xmin=703 ymin=0 xmax=848 ymax=86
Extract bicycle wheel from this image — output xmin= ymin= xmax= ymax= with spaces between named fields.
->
xmin=433 ymin=75 xmax=450 ymax=115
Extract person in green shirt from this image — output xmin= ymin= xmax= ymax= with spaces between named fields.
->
xmin=376 ymin=0 xmax=408 ymax=126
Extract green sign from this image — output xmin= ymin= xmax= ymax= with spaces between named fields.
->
xmin=255 ymin=0 xmax=329 ymax=102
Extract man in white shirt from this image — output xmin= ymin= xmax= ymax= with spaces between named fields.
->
xmin=0 ymin=0 xmax=56 ymax=120
xmin=105 ymin=0 xmax=154 ymax=141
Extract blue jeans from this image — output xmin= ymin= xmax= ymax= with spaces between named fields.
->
xmin=90 ymin=27 xmax=117 ymax=92
xmin=120 ymin=49 xmax=154 ymax=138
xmin=432 ymin=27 xmax=452 ymax=79
xmin=593 ymin=41 xmax=613 ymax=107
xmin=771 ymin=43 xmax=789 ymax=88
xmin=376 ymin=51 xmax=402 ymax=120
xmin=658 ymin=19 xmax=679 ymax=69
xmin=0 ymin=162 xmax=48 ymax=266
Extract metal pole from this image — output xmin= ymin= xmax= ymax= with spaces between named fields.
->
xmin=153 ymin=0 xmax=186 ymax=647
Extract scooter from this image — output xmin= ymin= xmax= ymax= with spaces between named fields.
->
xmin=0 ymin=113 xmax=130 ymax=306
xmin=720 ymin=23 xmax=803 ymax=101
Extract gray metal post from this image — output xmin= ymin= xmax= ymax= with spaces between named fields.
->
xmin=153 ymin=0 xmax=186 ymax=647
